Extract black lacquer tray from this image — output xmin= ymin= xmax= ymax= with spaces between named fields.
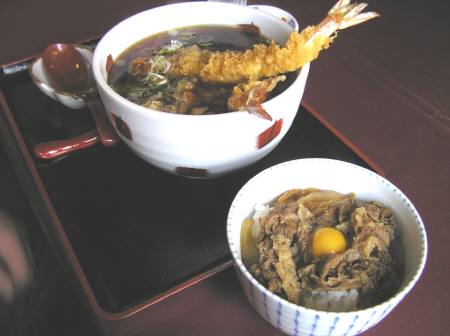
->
xmin=0 ymin=66 xmax=382 ymax=334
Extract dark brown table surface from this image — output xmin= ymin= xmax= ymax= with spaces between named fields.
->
xmin=0 ymin=0 xmax=449 ymax=335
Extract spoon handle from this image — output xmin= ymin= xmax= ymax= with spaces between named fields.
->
xmin=83 ymin=92 xmax=120 ymax=147
xmin=34 ymin=129 xmax=99 ymax=159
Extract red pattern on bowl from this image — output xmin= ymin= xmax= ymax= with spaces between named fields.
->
xmin=112 ymin=113 xmax=133 ymax=140
xmin=256 ymin=118 xmax=283 ymax=149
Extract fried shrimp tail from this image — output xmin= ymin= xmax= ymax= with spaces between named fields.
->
xmin=168 ymin=0 xmax=379 ymax=84
xmin=227 ymin=75 xmax=286 ymax=120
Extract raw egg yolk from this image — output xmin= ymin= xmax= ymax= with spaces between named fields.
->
xmin=312 ymin=227 xmax=348 ymax=258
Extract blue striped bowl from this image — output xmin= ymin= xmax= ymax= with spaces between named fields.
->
xmin=227 ymin=158 xmax=427 ymax=336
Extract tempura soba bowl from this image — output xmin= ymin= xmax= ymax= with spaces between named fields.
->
xmin=92 ymin=2 xmax=308 ymax=178
xmin=227 ymin=159 xmax=427 ymax=335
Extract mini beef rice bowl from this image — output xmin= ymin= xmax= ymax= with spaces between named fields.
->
xmin=240 ymin=188 xmax=403 ymax=312
xmin=227 ymin=158 xmax=427 ymax=336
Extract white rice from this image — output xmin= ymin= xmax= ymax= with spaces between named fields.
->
xmin=250 ymin=204 xmax=271 ymax=241
xmin=302 ymin=288 xmax=359 ymax=312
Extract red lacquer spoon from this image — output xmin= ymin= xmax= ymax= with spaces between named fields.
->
xmin=42 ymin=43 xmax=119 ymax=147
xmin=34 ymin=129 xmax=99 ymax=159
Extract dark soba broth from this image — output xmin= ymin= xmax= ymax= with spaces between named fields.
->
xmin=108 ymin=24 xmax=296 ymax=115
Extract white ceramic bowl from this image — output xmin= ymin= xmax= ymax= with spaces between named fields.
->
xmin=92 ymin=2 xmax=309 ymax=178
xmin=29 ymin=45 xmax=93 ymax=109
xmin=227 ymin=158 xmax=427 ymax=336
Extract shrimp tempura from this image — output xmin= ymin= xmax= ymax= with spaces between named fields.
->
xmin=227 ymin=75 xmax=286 ymax=120
xmin=168 ymin=0 xmax=379 ymax=84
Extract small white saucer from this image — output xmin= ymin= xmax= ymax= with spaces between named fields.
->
xmin=29 ymin=45 xmax=93 ymax=109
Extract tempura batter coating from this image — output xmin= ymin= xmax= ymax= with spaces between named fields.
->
xmin=169 ymin=27 xmax=331 ymax=83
